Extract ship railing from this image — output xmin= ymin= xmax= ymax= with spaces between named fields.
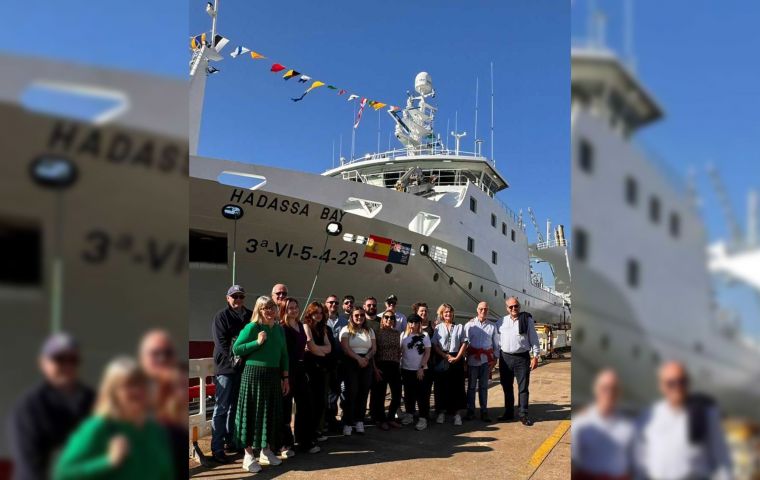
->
xmin=340 ymin=144 xmax=486 ymax=166
xmin=189 ymin=357 xmax=214 ymax=441
xmin=494 ymin=197 xmax=524 ymax=229
xmin=535 ymin=238 xmax=568 ymax=250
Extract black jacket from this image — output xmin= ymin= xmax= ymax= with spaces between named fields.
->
xmin=212 ymin=306 xmax=251 ymax=375
xmin=8 ymin=381 xmax=94 ymax=480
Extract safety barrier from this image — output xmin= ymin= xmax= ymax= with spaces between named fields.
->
xmin=189 ymin=357 xmax=214 ymax=442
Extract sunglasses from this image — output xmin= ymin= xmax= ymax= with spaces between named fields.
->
xmin=365 ymin=304 xmax=377 ymax=308
xmin=51 ymin=355 xmax=80 ymax=365
xmin=230 ymin=294 xmax=245 ymax=300
xmin=507 ymin=305 xmax=520 ymax=310
xmin=382 ymin=315 xmax=395 ymax=320
xmin=274 ymin=292 xmax=288 ymax=297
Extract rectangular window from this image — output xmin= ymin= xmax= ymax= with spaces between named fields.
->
xmin=511 ymin=229 xmax=516 ymax=242
xmin=649 ymin=196 xmax=661 ymax=224
xmin=579 ymin=139 xmax=593 ymax=173
xmin=625 ymin=176 xmax=638 ymax=206
xmin=501 ymin=222 xmax=507 ymax=235
xmin=189 ymin=229 xmax=228 ymax=264
xmin=491 ymin=251 xmax=498 ymax=265
xmin=669 ymin=212 xmax=680 ymax=238
xmin=0 ymin=218 xmax=42 ymax=286
xmin=491 ymin=214 xmax=497 ymax=227
xmin=627 ymin=259 xmax=640 ymax=288
xmin=469 ymin=196 xmax=477 ymax=213
xmin=574 ymin=228 xmax=588 ymax=262
xmin=467 ymin=236 xmax=475 ymax=253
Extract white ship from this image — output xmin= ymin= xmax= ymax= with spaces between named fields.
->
xmin=187 ymin=7 xmax=571 ymax=345
xmin=570 ymin=43 xmax=760 ymax=419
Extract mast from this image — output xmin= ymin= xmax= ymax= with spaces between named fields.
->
xmin=474 ymin=76 xmax=479 ymax=151
xmin=490 ymin=61 xmax=494 ymax=165
xmin=189 ymin=0 xmax=219 ymax=156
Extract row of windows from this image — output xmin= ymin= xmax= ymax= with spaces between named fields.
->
xmin=625 ymin=176 xmax=680 ymax=237
xmin=470 ymin=196 xmax=516 ymax=241
xmin=466 ymin=236 xmax=500 ymax=266
xmin=578 ymin=139 xmax=681 ymax=238
xmin=574 ymin=228 xmax=640 ymax=288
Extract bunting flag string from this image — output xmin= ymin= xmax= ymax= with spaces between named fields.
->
xmin=195 ymin=39 xmax=401 ymax=123
xmin=354 ymin=98 xmax=368 ymax=129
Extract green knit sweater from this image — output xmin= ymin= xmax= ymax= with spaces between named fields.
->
xmin=233 ymin=321 xmax=289 ymax=371
xmin=53 ymin=415 xmax=173 ymax=480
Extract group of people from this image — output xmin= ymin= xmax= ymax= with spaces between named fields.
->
xmin=211 ymin=283 xmax=544 ymax=474
xmin=9 ymin=330 xmax=187 ymax=479
xmin=572 ymin=363 xmax=733 ymax=480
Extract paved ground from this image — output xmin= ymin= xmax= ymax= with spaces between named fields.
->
xmin=190 ymin=354 xmax=571 ymax=479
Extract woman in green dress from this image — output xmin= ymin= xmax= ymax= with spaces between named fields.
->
xmin=233 ymin=295 xmax=290 ymax=474
xmin=54 ymin=357 xmax=173 ymax=480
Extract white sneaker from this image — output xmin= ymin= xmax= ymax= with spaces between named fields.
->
xmin=355 ymin=421 xmax=365 ymax=434
xmin=308 ymin=445 xmax=321 ymax=454
xmin=259 ymin=449 xmax=282 ymax=466
xmin=242 ymin=452 xmax=261 ymax=473
xmin=415 ymin=417 xmax=428 ymax=431
xmin=454 ymin=414 xmax=463 ymax=426
xmin=436 ymin=413 xmax=445 ymax=424
xmin=342 ymin=425 xmax=353 ymax=436
xmin=400 ymin=413 xmax=414 ymax=425
xmin=278 ymin=447 xmax=295 ymax=459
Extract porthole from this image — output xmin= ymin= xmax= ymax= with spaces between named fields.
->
xmin=494 ymin=289 xmax=498 ymax=297
xmin=384 ymin=264 xmax=393 ymax=274
xmin=480 ymin=285 xmax=484 ymax=293
xmin=449 ymin=277 xmax=454 ymax=285
xmin=503 ymin=293 xmax=506 ymax=299
xmin=433 ymin=273 xmax=439 ymax=282
xmin=468 ymin=281 xmax=472 ymax=290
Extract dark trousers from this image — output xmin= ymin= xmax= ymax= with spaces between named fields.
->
xmin=499 ymin=351 xmax=531 ymax=417
xmin=435 ymin=356 xmax=466 ymax=414
xmin=211 ymin=372 xmax=240 ymax=454
xmin=401 ymin=369 xmax=429 ymax=419
xmin=370 ymin=361 xmax=402 ymax=422
xmin=282 ymin=362 xmax=314 ymax=449
xmin=343 ymin=357 xmax=372 ymax=426
xmin=420 ymin=368 xmax=434 ymax=417
xmin=306 ymin=363 xmax=327 ymax=436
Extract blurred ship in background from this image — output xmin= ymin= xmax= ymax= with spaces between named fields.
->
xmin=571 ymin=7 xmax=760 ymax=478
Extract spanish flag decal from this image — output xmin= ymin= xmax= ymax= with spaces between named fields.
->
xmin=364 ymin=235 xmax=393 ymax=261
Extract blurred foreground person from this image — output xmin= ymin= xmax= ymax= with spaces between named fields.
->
xmin=232 ymin=296 xmax=289 ymax=473
xmin=572 ymin=369 xmax=635 ymax=480
xmin=139 ymin=330 xmax=187 ymax=480
xmin=54 ymin=357 xmax=173 ymax=480
xmin=9 ymin=334 xmax=94 ymax=480
xmin=210 ymin=285 xmax=250 ymax=463
xmin=636 ymin=362 xmax=732 ymax=480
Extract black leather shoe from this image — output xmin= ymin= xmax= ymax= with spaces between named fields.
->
xmin=224 ymin=444 xmax=242 ymax=455
xmin=211 ymin=451 xmax=232 ymax=464
xmin=465 ymin=411 xmax=475 ymax=421
xmin=497 ymin=412 xmax=514 ymax=422
xmin=519 ymin=416 xmax=534 ymax=426
xmin=480 ymin=412 xmax=492 ymax=422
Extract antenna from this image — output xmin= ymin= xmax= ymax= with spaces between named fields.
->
xmin=377 ymin=108 xmax=381 ymax=153
xmin=490 ymin=61 xmax=495 ymax=165
xmin=332 ymin=140 xmax=335 ymax=168
xmin=474 ymin=76 xmax=479 ymax=151
xmin=707 ymin=164 xmax=743 ymax=248
xmin=339 ymin=134 xmax=343 ymax=165
xmin=451 ymin=131 xmax=467 ymax=156
xmin=445 ymin=118 xmax=450 ymax=150
xmin=624 ymin=0 xmax=636 ymax=71
xmin=350 ymin=102 xmax=356 ymax=160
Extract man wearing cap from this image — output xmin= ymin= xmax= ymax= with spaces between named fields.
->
xmin=210 ymin=285 xmax=251 ymax=463
xmin=9 ymin=333 xmax=95 ymax=480
xmin=385 ymin=295 xmax=407 ymax=333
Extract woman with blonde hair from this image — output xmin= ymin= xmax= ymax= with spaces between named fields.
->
xmin=54 ymin=357 xmax=173 ymax=479
xmin=233 ymin=295 xmax=290 ymax=473
xmin=339 ymin=306 xmax=376 ymax=436
xmin=399 ymin=313 xmax=432 ymax=431
xmin=432 ymin=303 xmax=468 ymax=426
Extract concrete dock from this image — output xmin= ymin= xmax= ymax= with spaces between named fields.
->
xmin=190 ymin=355 xmax=570 ymax=479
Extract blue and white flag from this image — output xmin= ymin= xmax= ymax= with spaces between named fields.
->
xmin=230 ymin=46 xmax=251 ymax=58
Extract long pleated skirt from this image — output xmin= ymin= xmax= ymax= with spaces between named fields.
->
xmin=233 ymin=364 xmax=283 ymax=451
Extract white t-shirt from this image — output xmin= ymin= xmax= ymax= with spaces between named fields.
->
xmin=339 ymin=326 xmax=376 ymax=355
xmin=400 ymin=332 xmax=431 ymax=370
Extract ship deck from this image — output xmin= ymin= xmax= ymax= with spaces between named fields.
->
xmin=189 ymin=354 xmax=571 ymax=479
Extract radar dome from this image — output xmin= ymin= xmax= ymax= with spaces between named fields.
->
xmin=414 ymin=72 xmax=433 ymax=96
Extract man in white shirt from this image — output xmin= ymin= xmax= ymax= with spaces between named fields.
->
xmin=495 ymin=296 xmax=540 ymax=425
xmin=572 ymin=369 xmax=636 ymax=479
xmin=464 ymin=302 xmax=499 ymax=422
xmin=635 ymin=361 xmax=732 ymax=480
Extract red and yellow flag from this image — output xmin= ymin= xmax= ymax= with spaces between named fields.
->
xmin=364 ymin=235 xmax=393 ymax=261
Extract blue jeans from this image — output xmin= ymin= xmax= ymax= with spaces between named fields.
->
xmin=467 ymin=363 xmax=490 ymax=414
xmin=211 ymin=373 xmax=240 ymax=454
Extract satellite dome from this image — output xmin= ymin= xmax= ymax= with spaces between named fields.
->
xmin=415 ymin=72 xmax=433 ymax=96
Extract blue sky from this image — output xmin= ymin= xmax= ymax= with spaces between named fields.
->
xmin=572 ymin=1 xmax=760 ymax=336
xmin=191 ymin=0 xmax=570 ymax=243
